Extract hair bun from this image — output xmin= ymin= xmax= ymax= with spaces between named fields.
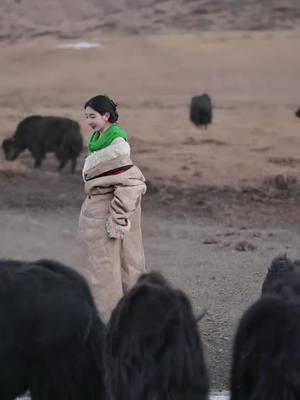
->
xmin=109 ymin=99 xmax=117 ymax=112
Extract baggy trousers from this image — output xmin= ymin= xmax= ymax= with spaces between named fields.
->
xmin=78 ymin=193 xmax=146 ymax=322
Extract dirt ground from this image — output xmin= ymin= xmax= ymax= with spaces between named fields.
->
xmin=0 ymin=31 xmax=300 ymax=390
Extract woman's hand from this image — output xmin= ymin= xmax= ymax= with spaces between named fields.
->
xmin=106 ymin=215 xmax=131 ymax=239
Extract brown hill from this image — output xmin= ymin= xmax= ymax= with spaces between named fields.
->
xmin=1 ymin=0 xmax=300 ymax=41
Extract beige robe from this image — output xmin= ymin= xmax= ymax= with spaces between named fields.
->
xmin=78 ymin=142 xmax=146 ymax=322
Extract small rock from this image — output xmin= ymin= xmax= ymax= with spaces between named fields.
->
xmin=195 ymin=198 xmax=205 ymax=206
xmin=275 ymin=175 xmax=289 ymax=190
xmin=235 ymin=241 xmax=256 ymax=251
xmin=160 ymin=192 xmax=175 ymax=202
xmin=223 ymin=231 xmax=235 ymax=237
xmin=250 ymin=232 xmax=261 ymax=238
xmin=203 ymin=237 xmax=218 ymax=245
xmin=193 ymin=170 xmax=202 ymax=177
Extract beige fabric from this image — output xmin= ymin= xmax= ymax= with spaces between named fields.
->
xmin=83 ymin=138 xmax=132 ymax=182
xmin=83 ymin=153 xmax=133 ymax=182
xmin=78 ymin=165 xmax=146 ymax=322
xmin=82 ymin=138 xmax=131 ymax=176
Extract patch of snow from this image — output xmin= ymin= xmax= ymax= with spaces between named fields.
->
xmin=56 ymin=41 xmax=103 ymax=49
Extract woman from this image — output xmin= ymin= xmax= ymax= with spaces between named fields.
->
xmin=78 ymin=95 xmax=147 ymax=322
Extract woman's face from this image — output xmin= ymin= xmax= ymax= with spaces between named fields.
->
xmin=85 ymin=106 xmax=110 ymax=131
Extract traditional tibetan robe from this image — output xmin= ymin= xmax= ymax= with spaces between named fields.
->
xmin=78 ymin=127 xmax=146 ymax=322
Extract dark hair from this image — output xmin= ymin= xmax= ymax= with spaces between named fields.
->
xmin=84 ymin=95 xmax=119 ymax=123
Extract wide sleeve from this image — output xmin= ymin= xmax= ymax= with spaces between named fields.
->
xmin=106 ymin=167 xmax=147 ymax=239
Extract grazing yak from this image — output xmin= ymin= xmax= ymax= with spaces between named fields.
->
xmin=0 ymin=258 xmax=106 ymax=400
xmin=230 ymin=255 xmax=300 ymax=400
xmin=295 ymin=107 xmax=300 ymax=118
xmin=105 ymin=271 xmax=209 ymax=400
xmin=2 ymin=115 xmax=83 ymax=172
xmin=190 ymin=94 xmax=213 ymax=129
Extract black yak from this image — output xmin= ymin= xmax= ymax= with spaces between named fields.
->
xmin=190 ymin=94 xmax=213 ymax=129
xmin=262 ymin=254 xmax=300 ymax=296
xmin=230 ymin=255 xmax=300 ymax=400
xmin=295 ymin=107 xmax=300 ymax=118
xmin=105 ymin=271 xmax=209 ymax=400
xmin=2 ymin=115 xmax=83 ymax=172
xmin=0 ymin=258 xmax=106 ymax=400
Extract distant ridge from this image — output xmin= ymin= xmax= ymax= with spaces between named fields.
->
xmin=1 ymin=0 xmax=300 ymax=41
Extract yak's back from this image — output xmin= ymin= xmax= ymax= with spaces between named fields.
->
xmin=0 ymin=258 xmax=100 ymax=353
xmin=231 ymin=293 xmax=300 ymax=400
xmin=106 ymin=272 xmax=209 ymax=400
